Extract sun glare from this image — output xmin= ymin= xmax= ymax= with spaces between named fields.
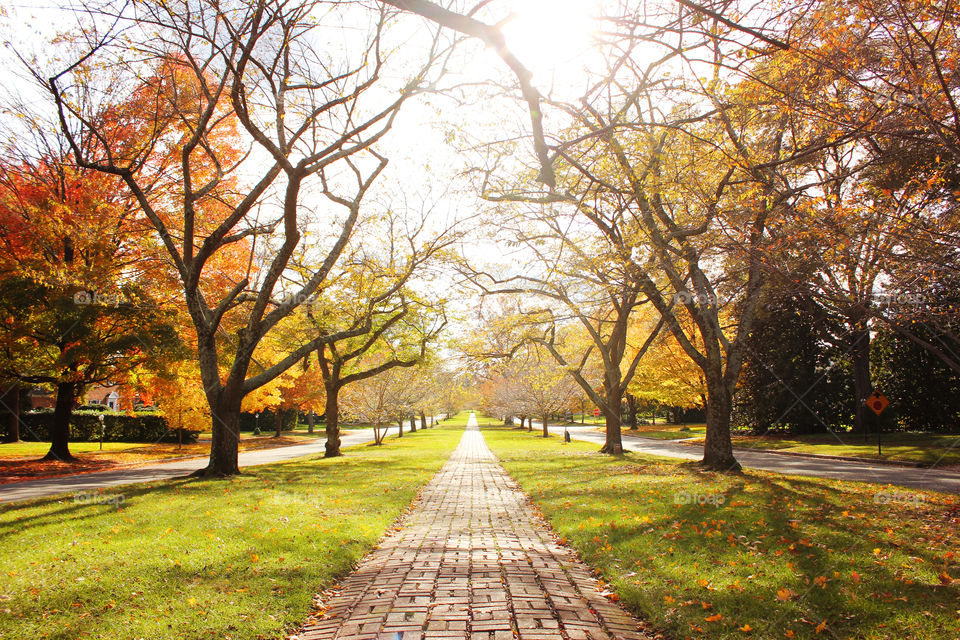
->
xmin=501 ymin=0 xmax=599 ymax=82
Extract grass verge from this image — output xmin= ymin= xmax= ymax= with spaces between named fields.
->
xmin=623 ymin=425 xmax=707 ymax=440
xmin=0 ymin=427 xmax=462 ymax=640
xmin=0 ymin=433 xmax=352 ymax=485
xmin=721 ymin=433 xmax=960 ymax=466
xmin=482 ymin=428 xmax=959 ymax=640
xmin=433 ymin=410 xmax=480 ymax=428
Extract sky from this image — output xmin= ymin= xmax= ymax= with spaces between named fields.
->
xmin=0 ymin=0 xmax=610 ymax=335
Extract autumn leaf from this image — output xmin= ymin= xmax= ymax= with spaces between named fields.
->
xmin=740 ymin=624 xmax=753 ymax=632
xmin=937 ymin=571 xmax=953 ymax=585
xmin=705 ymin=613 xmax=722 ymax=622
xmin=776 ymin=587 xmax=796 ymax=601
xmin=815 ymin=621 xmax=827 ymax=634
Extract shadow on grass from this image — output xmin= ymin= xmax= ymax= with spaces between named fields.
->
xmin=487 ymin=430 xmax=959 ymax=640
xmin=0 ymin=429 xmax=461 ymax=640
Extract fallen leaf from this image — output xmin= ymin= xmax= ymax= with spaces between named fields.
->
xmin=776 ymin=587 xmax=796 ymax=601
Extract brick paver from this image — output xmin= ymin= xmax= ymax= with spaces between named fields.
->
xmin=298 ymin=417 xmax=650 ymax=640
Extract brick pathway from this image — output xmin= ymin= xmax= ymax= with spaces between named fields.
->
xmin=298 ymin=419 xmax=650 ymax=640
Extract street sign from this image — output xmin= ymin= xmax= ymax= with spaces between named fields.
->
xmin=593 ymin=408 xmax=601 ymax=416
xmin=866 ymin=391 xmax=889 ymax=416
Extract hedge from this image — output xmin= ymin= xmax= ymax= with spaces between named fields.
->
xmin=19 ymin=411 xmax=199 ymax=444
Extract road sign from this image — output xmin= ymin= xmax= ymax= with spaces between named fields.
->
xmin=593 ymin=408 xmax=601 ymax=416
xmin=866 ymin=391 xmax=889 ymax=415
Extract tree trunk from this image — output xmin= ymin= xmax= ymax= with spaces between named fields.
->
xmin=397 ymin=418 xmax=403 ymax=437
xmin=850 ymin=328 xmax=873 ymax=433
xmin=275 ymin=409 xmax=282 ymax=438
xmin=599 ymin=378 xmax=623 ymax=454
xmin=324 ymin=387 xmax=342 ymax=457
xmin=626 ymin=393 xmax=637 ymax=430
xmin=701 ymin=378 xmax=741 ymax=471
xmin=420 ymin=410 xmax=426 ymax=431
xmin=307 ymin=410 xmax=315 ymax=434
xmin=197 ymin=383 xmax=243 ymax=476
xmin=542 ymin=413 xmax=549 ymax=438
xmin=2 ymin=384 xmax=19 ymax=443
xmin=43 ymin=381 xmax=76 ymax=461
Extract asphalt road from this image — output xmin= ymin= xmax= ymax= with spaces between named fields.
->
xmin=546 ymin=425 xmax=960 ymax=495
xmin=5 ymin=422 xmax=957 ymax=504
xmin=0 ymin=428 xmax=378 ymax=505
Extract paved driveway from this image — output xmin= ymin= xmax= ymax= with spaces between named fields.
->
xmin=545 ymin=425 xmax=960 ymax=495
xmin=0 ymin=428 xmax=378 ymax=505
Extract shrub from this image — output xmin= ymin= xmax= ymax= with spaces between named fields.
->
xmin=20 ymin=411 xmax=198 ymax=443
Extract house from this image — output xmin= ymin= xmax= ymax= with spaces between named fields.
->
xmin=27 ymin=388 xmax=56 ymax=410
xmin=86 ymin=384 xmax=133 ymax=410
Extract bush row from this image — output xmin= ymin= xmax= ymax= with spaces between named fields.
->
xmin=19 ymin=411 xmax=198 ymax=443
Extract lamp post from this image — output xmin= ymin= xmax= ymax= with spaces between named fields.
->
xmin=98 ymin=413 xmax=105 ymax=451
xmin=254 ymin=412 xmax=260 ymax=435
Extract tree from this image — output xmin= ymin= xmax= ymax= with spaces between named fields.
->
xmin=147 ymin=360 xmax=210 ymax=446
xmin=46 ymin=0 xmax=447 ymax=475
xmin=309 ymin=277 xmax=447 ymax=456
xmin=0 ymin=152 xmax=179 ymax=460
xmin=511 ymin=345 xmax=580 ymax=438
xmin=340 ymin=366 xmax=422 ymax=445
xmin=630 ymin=326 xmax=706 ymax=419
xmin=468 ymin=241 xmax=664 ymax=453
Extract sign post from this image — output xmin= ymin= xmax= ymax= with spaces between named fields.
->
xmin=866 ymin=391 xmax=890 ymax=457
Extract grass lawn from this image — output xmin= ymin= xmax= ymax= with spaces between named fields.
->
xmin=0 ymin=432 xmax=350 ymax=485
xmin=624 ymin=424 xmax=707 ymax=440
xmin=433 ymin=410 xmax=479 ymax=427
xmin=0 ymin=427 xmax=462 ymax=640
xmin=483 ymin=428 xmax=960 ymax=640
xmin=718 ymin=432 xmax=960 ymax=466
xmin=0 ymin=433 xmax=327 ymax=461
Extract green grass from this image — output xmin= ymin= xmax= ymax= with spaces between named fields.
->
xmin=483 ymin=429 xmax=960 ymax=640
xmin=720 ymin=432 xmax=960 ymax=466
xmin=627 ymin=426 xmax=707 ymax=440
xmin=0 ymin=441 xmax=148 ymax=458
xmin=433 ymin=410 xmax=479 ymax=427
xmin=0 ymin=428 xmax=462 ymax=640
